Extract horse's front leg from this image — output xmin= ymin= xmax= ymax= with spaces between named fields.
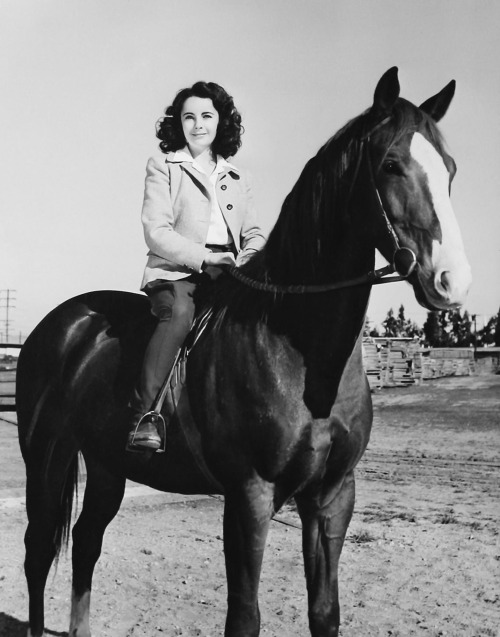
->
xmin=295 ymin=471 xmax=355 ymax=637
xmin=223 ymin=478 xmax=274 ymax=637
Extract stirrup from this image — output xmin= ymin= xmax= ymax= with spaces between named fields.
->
xmin=128 ymin=411 xmax=167 ymax=454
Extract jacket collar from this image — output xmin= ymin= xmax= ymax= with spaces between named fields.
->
xmin=165 ymin=148 xmax=240 ymax=177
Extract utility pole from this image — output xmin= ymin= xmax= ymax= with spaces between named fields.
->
xmin=0 ymin=289 xmax=16 ymax=344
xmin=472 ymin=314 xmax=477 ymax=357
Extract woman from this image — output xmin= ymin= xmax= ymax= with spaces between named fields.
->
xmin=127 ymin=81 xmax=266 ymax=452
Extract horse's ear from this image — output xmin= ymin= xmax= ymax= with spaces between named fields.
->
xmin=372 ymin=67 xmax=400 ymax=116
xmin=419 ymin=80 xmax=456 ymax=122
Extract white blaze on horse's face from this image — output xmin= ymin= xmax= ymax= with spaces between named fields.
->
xmin=410 ymin=132 xmax=472 ymax=308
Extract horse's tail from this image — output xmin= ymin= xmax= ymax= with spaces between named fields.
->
xmin=45 ymin=441 xmax=80 ymax=558
xmin=57 ymin=454 xmax=80 ymax=557
xmin=22 ymin=431 xmax=81 ymax=559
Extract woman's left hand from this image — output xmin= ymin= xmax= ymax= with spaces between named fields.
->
xmin=202 ymin=251 xmax=236 ymax=280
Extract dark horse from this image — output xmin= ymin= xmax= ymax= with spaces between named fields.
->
xmin=17 ymin=68 xmax=471 ymax=637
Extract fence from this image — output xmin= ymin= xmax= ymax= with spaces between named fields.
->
xmin=0 ymin=343 xmax=21 ymax=412
xmin=420 ymin=347 xmax=476 ymax=380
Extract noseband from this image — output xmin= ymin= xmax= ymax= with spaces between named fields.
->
xmin=227 ymin=118 xmax=418 ymax=295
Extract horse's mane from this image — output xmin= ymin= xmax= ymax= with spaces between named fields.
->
xmin=198 ymin=98 xmax=446 ymax=328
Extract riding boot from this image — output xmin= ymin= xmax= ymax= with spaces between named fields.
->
xmin=126 ymin=318 xmax=182 ymax=451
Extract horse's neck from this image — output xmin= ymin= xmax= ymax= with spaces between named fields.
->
xmin=263 ymin=283 xmax=369 ymax=418
xmin=265 ymin=198 xmax=374 ymax=416
xmin=285 ymin=281 xmax=370 ymax=348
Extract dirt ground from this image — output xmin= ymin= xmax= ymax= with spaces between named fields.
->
xmin=1 ymin=374 xmax=499 ymax=637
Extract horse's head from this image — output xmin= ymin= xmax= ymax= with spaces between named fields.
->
xmin=365 ymin=67 xmax=471 ymax=310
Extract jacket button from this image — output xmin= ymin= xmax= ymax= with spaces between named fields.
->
xmin=226 ymin=204 xmax=233 ymax=210
xmin=221 ymin=184 xmax=227 ymax=190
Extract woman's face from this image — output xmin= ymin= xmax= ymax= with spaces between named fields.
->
xmin=181 ymin=96 xmax=219 ymax=157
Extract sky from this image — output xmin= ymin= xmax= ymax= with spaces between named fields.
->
xmin=1 ymin=0 xmax=499 ymax=340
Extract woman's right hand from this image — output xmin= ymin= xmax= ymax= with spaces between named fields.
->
xmin=203 ymin=251 xmax=236 ymax=268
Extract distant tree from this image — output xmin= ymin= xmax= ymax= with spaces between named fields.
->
xmin=476 ymin=310 xmax=500 ymax=347
xmin=381 ymin=305 xmax=423 ymax=339
xmin=423 ymin=311 xmax=442 ymax=346
xmin=405 ymin=320 xmax=423 ymax=339
xmin=382 ymin=308 xmax=399 ymax=337
xmin=424 ymin=309 xmax=475 ymax=347
xmin=363 ymin=316 xmax=371 ymax=337
xmin=397 ymin=304 xmax=406 ymax=326
xmin=425 ymin=309 xmax=500 ymax=348
xmin=461 ymin=310 xmax=474 ymax=346
xmin=397 ymin=304 xmax=423 ymax=338
xmin=363 ymin=316 xmax=381 ymax=338
xmin=449 ymin=309 xmax=473 ymax=346
xmin=363 ymin=316 xmax=375 ymax=337
xmin=437 ymin=311 xmax=451 ymax=346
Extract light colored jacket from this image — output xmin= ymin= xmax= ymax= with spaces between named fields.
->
xmin=140 ymin=153 xmax=266 ymax=288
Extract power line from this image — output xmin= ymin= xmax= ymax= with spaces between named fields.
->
xmin=0 ymin=290 xmax=16 ymax=344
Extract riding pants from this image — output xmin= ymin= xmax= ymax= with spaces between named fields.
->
xmin=131 ymin=277 xmax=198 ymax=415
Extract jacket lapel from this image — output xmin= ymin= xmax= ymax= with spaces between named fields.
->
xmin=166 ymin=151 xmax=240 ymax=200
xmin=179 ymin=163 xmax=211 ymax=196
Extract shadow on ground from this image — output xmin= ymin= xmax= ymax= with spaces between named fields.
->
xmin=0 ymin=613 xmax=67 ymax=637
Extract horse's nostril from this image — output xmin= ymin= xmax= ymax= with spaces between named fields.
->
xmin=440 ymin=271 xmax=451 ymax=291
xmin=432 ymin=265 xmax=471 ymax=307
xmin=435 ymin=270 xmax=452 ymax=298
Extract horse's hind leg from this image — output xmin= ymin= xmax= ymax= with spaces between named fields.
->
xmin=69 ymin=454 xmax=126 ymax=637
xmin=223 ymin=480 xmax=274 ymax=637
xmin=24 ymin=441 xmax=79 ymax=637
xmin=295 ymin=471 xmax=355 ymax=637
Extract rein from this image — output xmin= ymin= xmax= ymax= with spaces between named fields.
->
xmin=226 ymin=119 xmax=418 ymax=295
xmin=226 ymin=263 xmax=409 ymax=295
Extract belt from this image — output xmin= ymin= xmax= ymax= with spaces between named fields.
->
xmin=206 ymin=243 xmax=235 ymax=252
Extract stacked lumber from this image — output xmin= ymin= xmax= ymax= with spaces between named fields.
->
xmin=363 ymin=338 xmax=418 ymax=387
xmin=363 ymin=341 xmax=479 ymax=385
xmin=385 ymin=345 xmax=416 ymax=387
xmin=362 ymin=340 xmax=381 ymax=390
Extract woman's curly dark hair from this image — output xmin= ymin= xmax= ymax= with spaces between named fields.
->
xmin=156 ymin=82 xmax=243 ymax=159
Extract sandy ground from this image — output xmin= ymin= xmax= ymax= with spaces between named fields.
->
xmin=1 ymin=374 xmax=499 ymax=637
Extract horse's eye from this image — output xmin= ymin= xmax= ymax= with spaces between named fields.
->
xmin=383 ymin=160 xmax=400 ymax=175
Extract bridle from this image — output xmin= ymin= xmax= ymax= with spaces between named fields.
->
xmin=226 ymin=116 xmax=418 ymax=295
